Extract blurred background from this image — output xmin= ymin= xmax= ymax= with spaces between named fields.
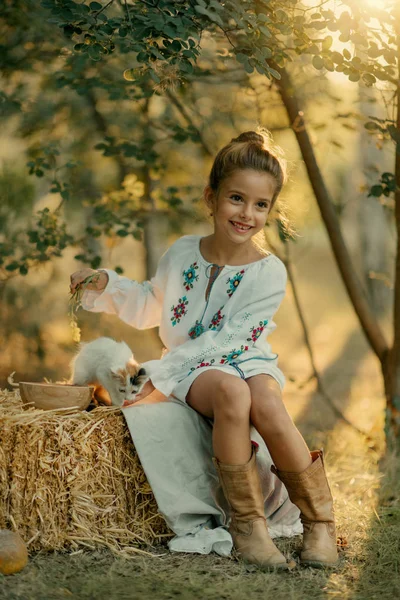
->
xmin=0 ymin=0 xmax=395 ymax=434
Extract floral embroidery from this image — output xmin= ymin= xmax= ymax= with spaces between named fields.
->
xmin=247 ymin=320 xmax=269 ymax=343
xmin=183 ymin=262 xmax=199 ymax=291
xmin=190 ymin=358 xmax=215 ymax=373
xmin=171 ymin=296 xmax=189 ymax=326
xmin=226 ymin=269 xmax=245 ymax=297
xmin=188 ymin=320 xmax=206 ymax=340
xmin=209 ymin=307 xmax=225 ymax=330
xmin=220 ymin=345 xmax=249 ymax=364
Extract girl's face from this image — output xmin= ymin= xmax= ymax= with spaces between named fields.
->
xmin=206 ymin=169 xmax=277 ymax=245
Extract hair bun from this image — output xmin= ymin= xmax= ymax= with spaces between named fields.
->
xmin=231 ymin=131 xmax=264 ymax=145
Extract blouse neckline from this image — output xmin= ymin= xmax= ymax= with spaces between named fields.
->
xmin=196 ymin=236 xmax=273 ymax=271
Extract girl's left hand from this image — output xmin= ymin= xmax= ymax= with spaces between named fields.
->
xmin=122 ymin=380 xmax=156 ymax=407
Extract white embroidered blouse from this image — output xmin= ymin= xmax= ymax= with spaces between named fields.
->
xmin=81 ymin=235 xmax=287 ymax=399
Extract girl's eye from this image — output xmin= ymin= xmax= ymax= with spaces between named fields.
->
xmin=258 ymin=202 xmax=269 ymax=209
xmin=230 ymin=194 xmax=242 ymax=201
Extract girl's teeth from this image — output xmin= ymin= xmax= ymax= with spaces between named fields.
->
xmin=233 ymin=222 xmax=250 ymax=230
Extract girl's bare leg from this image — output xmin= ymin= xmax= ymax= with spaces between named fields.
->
xmin=247 ymin=374 xmax=312 ymax=473
xmin=186 ymin=370 xmax=252 ymax=464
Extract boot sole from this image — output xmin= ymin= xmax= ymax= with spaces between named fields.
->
xmin=243 ymin=558 xmax=296 ymax=572
xmin=300 ymin=559 xmax=339 ymax=569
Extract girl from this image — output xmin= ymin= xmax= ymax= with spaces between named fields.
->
xmin=70 ymin=130 xmax=338 ymax=571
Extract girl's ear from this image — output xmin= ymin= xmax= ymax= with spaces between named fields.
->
xmin=203 ymin=185 xmax=216 ymax=213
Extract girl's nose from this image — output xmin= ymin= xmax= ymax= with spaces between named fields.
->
xmin=239 ymin=204 xmax=252 ymax=220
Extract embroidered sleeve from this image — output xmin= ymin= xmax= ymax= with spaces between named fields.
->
xmin=150 ymin=258 xmax=287 ymax=396
xmin=80 ymin=247 xmax=171 ymax=329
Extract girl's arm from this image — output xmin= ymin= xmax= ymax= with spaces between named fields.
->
xmin=80 ymin=248 xmax=171 ymax=330
xmin=150 ymin=258 xmax=287 ymax=396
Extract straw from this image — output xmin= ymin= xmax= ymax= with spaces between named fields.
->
xmin=0 ymin=389 xmax=173 ymax=555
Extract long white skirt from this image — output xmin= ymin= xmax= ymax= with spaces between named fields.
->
xmin=121 ymin=398 xmax=302 ymax=556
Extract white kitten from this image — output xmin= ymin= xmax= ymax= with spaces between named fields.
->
xmin=70 ymin=337 xmax=148 ymax=407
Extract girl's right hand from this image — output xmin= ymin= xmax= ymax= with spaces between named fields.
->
xmin=69 ymin=269 xmax=109 ymax=295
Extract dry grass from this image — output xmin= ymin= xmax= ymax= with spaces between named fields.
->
xmin=0 ymin=389 xmax=172 ymax=556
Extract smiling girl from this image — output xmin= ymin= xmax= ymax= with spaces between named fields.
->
xmin=70 ymin=130 xmax=338 ymax=571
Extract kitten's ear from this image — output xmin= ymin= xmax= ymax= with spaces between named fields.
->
xmin=138 ymin=368 xmax=147 ymax=377
xmin=127 ymin=357 xmax=139 ymax=370
xmin=110 ymin=368 xmax=122 ymax=380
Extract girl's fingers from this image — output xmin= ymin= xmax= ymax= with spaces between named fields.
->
xmin=122 ymin=398 xmax=140 ymax=407
xmin=70 ymin=270 xmax=93 ymax=293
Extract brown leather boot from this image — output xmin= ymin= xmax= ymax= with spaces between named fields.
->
xmin=271 ymin=450 xmax=338 ymax=568
xmin=213 ymin=448 xmax=291 ymax=571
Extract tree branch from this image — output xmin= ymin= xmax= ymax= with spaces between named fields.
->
xmin=165 ymin=89 xmax=213 ymax=156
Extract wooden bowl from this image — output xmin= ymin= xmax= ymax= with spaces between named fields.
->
xmin=19 ymin=382 xmax=93 ymax=411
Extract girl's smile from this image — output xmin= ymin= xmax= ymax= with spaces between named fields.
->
xmin=230 ymin=220 xmax=253 ymax=233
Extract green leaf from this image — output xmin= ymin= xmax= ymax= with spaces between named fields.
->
xmin=244 ymin=61 xmax=254 ymax=74
xmin=116 ymin=229 xmax=129 ymax=237
xmin=194 ymin=5 xmax=224 ymax=27
xmin=364 ymin=121 xmax=379 ymax=131
xmin=368 ymin=46 xmax=381 ymax=59
xmin=91 ymin=255 xmax=102 ymax=269
xmin=388 ymin=125 xmax=400 ymax=144
xmin=235 ymin=53 xmax=248 ymax=63
xmin=123 ymin=69 xmax=136 ymax=82
xmin=343 ymin=48 xmax=351 ymax=60
xmin=383 ymin=49 xmax=396 ymax=64
xmin=348 ymin=71 xmax=360 ymax=82
xmin=331 ymin=51 xmax=344 ymax=64
xmin=259 ymin=25 xmax=272 ymax=38
xmin=88 ymin=45 xmax=102 ymax=60
xmin=312 ymin=55 xmax=324 ymax=70
xmin=90 ymin=2 xmax=102 ymax=10
xmin=322 ymin=35 xmax=333 ymax=51
xmin=323 ymin=58 xmax=335 ymax=72
xmin=369 ymin=185 xmax=383 ymax=197
xmin=5 ymin=261 xmax=20 ymax=271
xmin=362 ymin=73 xmax=376 ymax=85
xmin=267 ymin=67 xmax=281 ymax=80
xmin=381 ymin=172 xmax=395 ymax=184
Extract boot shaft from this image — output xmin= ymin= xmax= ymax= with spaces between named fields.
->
xmin=271 ymin=450 xmax=335 ymax=525
xmin=212 ymin=449 xmax=266 ymax=524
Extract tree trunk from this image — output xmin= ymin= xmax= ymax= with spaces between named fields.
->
xmin=383 ymin=26 xmax=400 ymax=442
xmin=274 ymin=65 xmax=389 ymax=364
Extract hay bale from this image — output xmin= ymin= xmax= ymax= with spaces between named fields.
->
xmin=0 ymin=390 xmax=172 ymax=555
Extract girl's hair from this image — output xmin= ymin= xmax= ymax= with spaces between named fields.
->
xmin=208 ymin=129 xmax=287 ymax=207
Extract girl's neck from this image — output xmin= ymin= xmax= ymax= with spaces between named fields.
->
xmin=200 ymin=234 xmax=265 ymax=266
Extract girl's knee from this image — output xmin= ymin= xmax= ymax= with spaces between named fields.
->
xmin=213 ymin=376 xmax=251 ymax=420
xmin=250 ymin=388 xmax=289 ymax=432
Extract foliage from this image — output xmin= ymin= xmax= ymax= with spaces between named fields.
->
xmin=0 ymin=0 xmax=399 ymax=280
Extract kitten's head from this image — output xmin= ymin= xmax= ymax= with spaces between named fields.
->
xmin=111 ymin=361 xmax=147 ymax=404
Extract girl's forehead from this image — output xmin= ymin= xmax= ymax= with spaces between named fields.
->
xmin=221 ymin=169 xmax=277 ymax=195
